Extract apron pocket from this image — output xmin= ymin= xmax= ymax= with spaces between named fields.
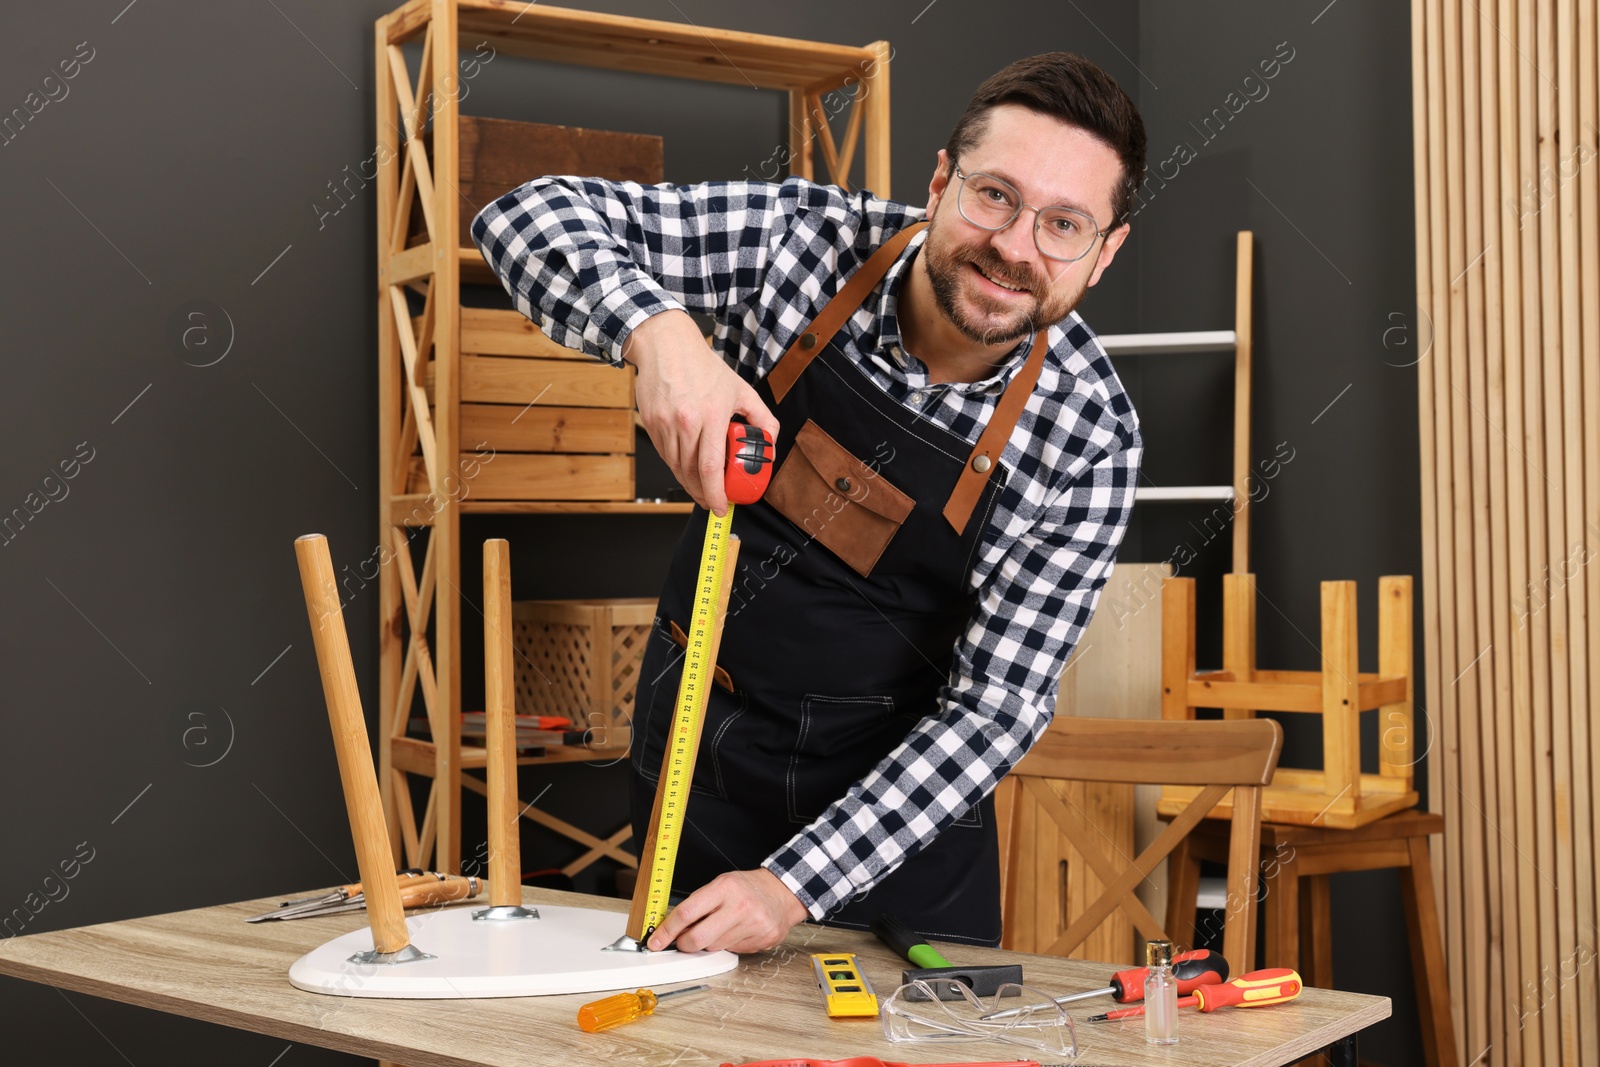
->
xmin=788 ymin=694 xmax=911 ymax=823
xmin=766 ymin=419 xmax=915 ymax=578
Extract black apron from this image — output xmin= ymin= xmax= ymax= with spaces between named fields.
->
xmin=629 ymin=221 xmax=1047 ymax=947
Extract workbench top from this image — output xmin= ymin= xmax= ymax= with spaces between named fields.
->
xmin=0 ymin=886 xmax=1388 ymax=1066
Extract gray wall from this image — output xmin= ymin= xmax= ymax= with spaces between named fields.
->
xmin=0 ymin=1 xmax=1420 ymax=1063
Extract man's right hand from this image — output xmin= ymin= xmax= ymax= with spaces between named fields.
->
xmin=623 ymin=311 xmax=780 ymax=515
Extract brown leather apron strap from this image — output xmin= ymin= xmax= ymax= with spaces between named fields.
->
xmin=942 ymin=336 xmax=1048 ymax=536
xmin=766 ymin=221 xmax=929 ymax=404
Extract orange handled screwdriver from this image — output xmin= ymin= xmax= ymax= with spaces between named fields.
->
xmin=577 ymin=984 xmax=709 ymax=1033
xmin=982 ymin=948 xmax=1228 ymax=1020
xmin=1088 ymin=968 xmax=1302 ymax=1022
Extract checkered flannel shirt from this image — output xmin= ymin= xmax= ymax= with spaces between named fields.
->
xmin=473 ymin=176 xmax=1142 ymax=923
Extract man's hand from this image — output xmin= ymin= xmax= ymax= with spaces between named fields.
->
xmin=646 ymin=868 xmax=808 ymax=954
xmin=622 ymin=311 xmax=780 ymax=515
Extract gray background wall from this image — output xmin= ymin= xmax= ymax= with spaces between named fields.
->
xmin=0 ymin=1 xmax=1422 ymax=1063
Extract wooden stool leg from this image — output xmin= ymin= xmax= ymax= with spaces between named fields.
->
xmin=1402 ymin=836 xmax=1461 ymax=1067
xmin=1299 ymin=873 xmax=1333 ymax=988
xmin=1166 ymin=836 xmax=1202 ymax=951
xmin=296 ymin=534 xmax=411 ymax=958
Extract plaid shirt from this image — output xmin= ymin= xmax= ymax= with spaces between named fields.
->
xmin=473 ymin=176 xmax=1142 ymax=922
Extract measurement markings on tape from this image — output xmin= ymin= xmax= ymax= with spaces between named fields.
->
xmin=625 ymin=510 xmax=739 ymax=945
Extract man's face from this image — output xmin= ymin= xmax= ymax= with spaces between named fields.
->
xmin=920 ymin=104 xmax=1130 ymax=347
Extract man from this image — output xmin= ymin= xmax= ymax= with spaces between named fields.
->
xmin=473 ymin=52 xmax=1144 ymax=954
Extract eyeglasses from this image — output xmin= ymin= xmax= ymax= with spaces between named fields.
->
xmin=951 ymin=163 xmax=1111 ymax=263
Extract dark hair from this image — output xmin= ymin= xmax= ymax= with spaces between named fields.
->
xmin=944 ymin=52 xmax=1147 ymax=228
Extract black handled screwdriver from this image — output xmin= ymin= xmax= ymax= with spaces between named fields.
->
xmin=981 ymin=947 xmax=1229 ymax=1020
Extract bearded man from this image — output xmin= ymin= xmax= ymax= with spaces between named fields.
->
xmin=474 ymin=51 xmax=1145 ymax=953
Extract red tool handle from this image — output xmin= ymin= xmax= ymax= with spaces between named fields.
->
xmin=1190 ymin=967 xmax=1301 ymax=1012
xmin=1092 ymin=968 xmax=1301 ymax=1022
xmin=725 ymin=422 xmax=775 ymax=504
xmin=1106 ymin=947 xmax=1229 ymax=1001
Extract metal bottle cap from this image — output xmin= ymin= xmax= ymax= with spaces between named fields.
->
xmin=1146 ymin=939 xmax=1174 ymax=968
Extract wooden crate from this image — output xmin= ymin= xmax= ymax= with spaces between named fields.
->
xmin=1157 ymin=573 xmax=1416 ymax=830
xmin=511 ymin=598 xmax=656 ymax=752
xmin=409 ymin=307 xmax=637 ymax=501
xmin=410 ymin=115 xmax=663 ymax=247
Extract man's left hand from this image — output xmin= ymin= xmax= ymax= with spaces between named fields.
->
xmin=646 ymin=868 xmax=808 ymax=954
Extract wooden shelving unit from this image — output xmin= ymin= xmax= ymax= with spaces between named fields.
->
xmin=374 ymin=0 xmax=893 ymax=872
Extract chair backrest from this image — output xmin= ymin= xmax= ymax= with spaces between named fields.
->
xmin=1000 ymin=716 xmax=1282 ymax=971
xmin=1013 ymin=717 xmax=1281 ymax=786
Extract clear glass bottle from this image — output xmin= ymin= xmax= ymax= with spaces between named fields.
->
xmin=1144 ymin=938 xmax=1179 ymax=1045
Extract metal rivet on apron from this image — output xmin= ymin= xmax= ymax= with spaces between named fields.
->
xmin=800 ymin=332 xmax=818 ymax=350
xmin=835 ymin=477 xmax=852 ymax=493
xmin=972 ymin=455 xmax=992 ymax=473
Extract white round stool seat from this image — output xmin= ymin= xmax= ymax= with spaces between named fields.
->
xmin=289 ymin=904 xmax=738 ymax=999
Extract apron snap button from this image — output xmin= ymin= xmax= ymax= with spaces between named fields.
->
xmin=835 ymin=477 xmax=852 ymax=493
xmin=800 ymin=332 xmax=818 ymax=350
xmin=971 ymin=455 xmax=992 ymax=473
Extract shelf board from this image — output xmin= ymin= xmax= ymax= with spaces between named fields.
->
xmin=458 ymin=742 xmax=631 ymax=769
xmin=460 ymin=499 xmax=693 ymax=514
xmin=460 ymin=247 xmax=495 ymax=286
xmin=417 ymin=1 xmax=882 ymax=92
xmin=389 ymin=494 xmax=693 ymax=524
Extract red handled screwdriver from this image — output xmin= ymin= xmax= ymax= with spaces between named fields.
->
xmin=1088 ymin=967 xmax=1302 ymax=1022
xmin=981 ymin=947 xmax=1228 ymax=1020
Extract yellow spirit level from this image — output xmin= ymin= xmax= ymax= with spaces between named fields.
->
xmin=811 ymin=952 xmax=879 ymax=1018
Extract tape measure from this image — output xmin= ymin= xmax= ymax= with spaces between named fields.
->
xmin=623 ymin=423 xmax=773 ymax=947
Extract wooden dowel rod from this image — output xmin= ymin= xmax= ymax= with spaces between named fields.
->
xmin=294 ymin=533 xmax=410 ymax=956
xmin=482 ymin=538 xmax=521 ymax=908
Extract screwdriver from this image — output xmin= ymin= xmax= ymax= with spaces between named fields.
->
xmin=1088 ymin=967 xmax=1302 ymax=1022
xmin=981 ymin=947 xmax=1228 ymax=1020
xmin=577 ymin=984 xmax=709 ymax=1033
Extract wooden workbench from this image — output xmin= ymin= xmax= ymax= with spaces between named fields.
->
xmin=0 ymin=887 xmax=1388 ymax=1067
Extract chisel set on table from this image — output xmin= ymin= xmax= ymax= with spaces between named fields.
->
xmin=245 ymin=870 xmax=485 ymax=922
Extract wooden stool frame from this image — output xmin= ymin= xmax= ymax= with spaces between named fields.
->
xmin=1159 ymin=573 xmax=1418 ymax=829
xmin=1169 ymin=811 xmax=1460 ymax=1067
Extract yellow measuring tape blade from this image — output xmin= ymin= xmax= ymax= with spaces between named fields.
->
xmin=637 ymin=506 xmax=735 ymax=941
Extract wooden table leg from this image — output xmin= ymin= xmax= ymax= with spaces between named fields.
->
xmin=1300 ymin=873 xmax=1334 ymax=988
xmin=1402 ymin=835 xmax=1461 ymax=1067
xmin=1263 ymin=849 xmax=1300 ymax=973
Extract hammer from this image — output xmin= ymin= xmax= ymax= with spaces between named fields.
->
xmin=870 ymin=914 xmax=1023 ymax=1001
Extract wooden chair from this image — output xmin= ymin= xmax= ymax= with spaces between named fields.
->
xmin=997 ymin=717 xmax=1282 ymax=971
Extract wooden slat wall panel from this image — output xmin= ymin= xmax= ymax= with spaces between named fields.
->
xmin=1413 ymin=3 xmax=1600 ymax=1064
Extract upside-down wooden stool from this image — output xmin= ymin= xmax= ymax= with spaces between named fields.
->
xmin=1167 ymin=810 xmax=1459 ymax=1067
